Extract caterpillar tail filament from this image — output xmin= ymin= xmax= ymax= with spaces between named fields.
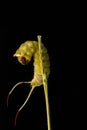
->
xmin=14 ymin=86 xmax=35 ymax=126
xmin=6 ymin=81 xmax=31 ymax=107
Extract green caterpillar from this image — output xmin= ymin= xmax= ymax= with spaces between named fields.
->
xmin=7 ymin=35 xmax=51 ymax=130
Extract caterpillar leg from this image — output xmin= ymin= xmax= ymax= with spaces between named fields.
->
xmin=14 ymin=86 xmax=35 ymax=126
xmin=6 ymin=81 xmax=31 ymax=107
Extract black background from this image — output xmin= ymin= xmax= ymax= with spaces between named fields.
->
xmin=0 ymin=2 xmax=84 ymax=130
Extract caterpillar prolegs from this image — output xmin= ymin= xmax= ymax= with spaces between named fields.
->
xmin=6 ymin=35 xmax=51 ymax=130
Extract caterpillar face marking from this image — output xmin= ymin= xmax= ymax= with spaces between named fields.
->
xmin=17 ymin=56 xmax=28 ymax=65
xmin=7 ymin=36 xmax=51 ymax=130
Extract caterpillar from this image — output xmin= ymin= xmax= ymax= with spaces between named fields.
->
xmin=6 ymin=35 xmax=51 ymax=130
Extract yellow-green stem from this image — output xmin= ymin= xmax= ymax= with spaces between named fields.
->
xmin=43 ymin=82 xmax=51 ymax=130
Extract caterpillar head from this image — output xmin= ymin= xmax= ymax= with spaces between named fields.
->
xmin=13 ymin=41 xmax=36 ymax=65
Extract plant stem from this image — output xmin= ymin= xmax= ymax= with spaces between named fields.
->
xmin=43 ymin=81 xmax=51 ymax=130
